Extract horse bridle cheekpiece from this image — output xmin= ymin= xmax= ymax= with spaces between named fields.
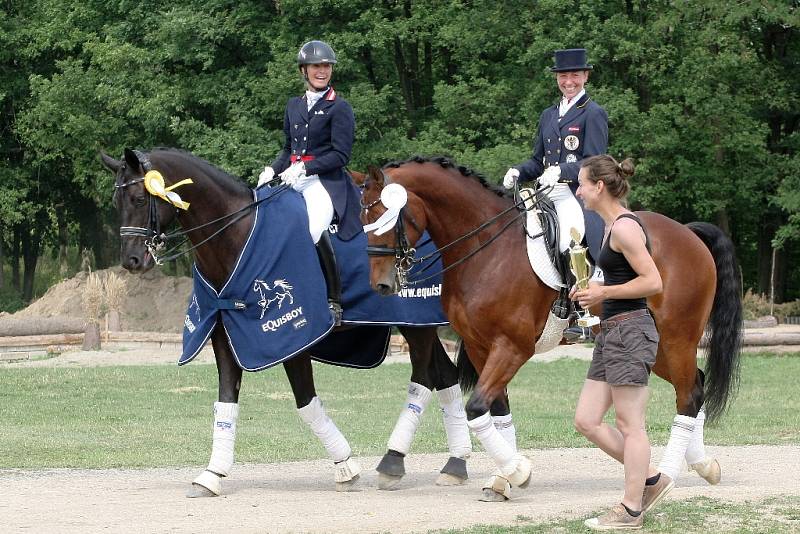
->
xmin=115 ymin=150 xmax=193 ymax=265
xmin=362 ymin=176 xmax=417 ymax=288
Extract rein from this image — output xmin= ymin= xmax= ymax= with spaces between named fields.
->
xmin=362 ymin=169 xmax=547 ymax=287
xmin=115 ymin=151 xmax=288 ymax=264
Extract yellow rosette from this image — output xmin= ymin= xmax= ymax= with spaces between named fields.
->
xmin=143 ymin=171 xmax=194 ymax=210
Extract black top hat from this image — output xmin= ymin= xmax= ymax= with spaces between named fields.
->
xmin=551 ymin=48 xmax=593 ymax=72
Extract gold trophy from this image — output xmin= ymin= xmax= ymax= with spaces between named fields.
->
xmin=569 ymin=227 xmax=600 ymax=328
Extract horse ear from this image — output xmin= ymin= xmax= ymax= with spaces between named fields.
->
xmin=349 ymin=168 xmax=366 ymax=186
xmin=99 ymin=151 xmax=120 ymax=173
xmin=123 ymin=148 xmax=142 ymax=173
xmin=366 ymin=165 xmax=384 ymax=186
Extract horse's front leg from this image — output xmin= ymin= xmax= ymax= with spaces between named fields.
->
xmin=187 ymin=324 xmax=243 ymax=498
xmin=283 ymin=352 xmax=361 ymax=492
xmin=464 ymin=341 xmax=531 ymax=501
xmin=377 ymin=327 xmax=471 ymax=490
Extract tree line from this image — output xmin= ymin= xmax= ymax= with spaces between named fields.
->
xmin=1 ymin=0 xmax=798 ymax=303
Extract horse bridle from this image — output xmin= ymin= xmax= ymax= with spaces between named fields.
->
xmin=361 ymin=170 xmax=422 ymax=288
xmin=114 ymin=150 xmax=170 ymax=262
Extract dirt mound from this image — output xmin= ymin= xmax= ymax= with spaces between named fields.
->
xmin=9 ymin=267 xmax=193 ymax=333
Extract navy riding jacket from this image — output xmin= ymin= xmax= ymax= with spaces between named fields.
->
xmin=515 ymin=93 xmax=609 ymax=260
xmin=271 ymin=87 xmax=362 ymax=240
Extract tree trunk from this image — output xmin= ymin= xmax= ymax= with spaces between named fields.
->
xmin=108 ymin=310 xmax=122 ymax=332
xmin=21 ymin=228 xmax=40 ymax=302
xmin=393 ymin=36 xmax=416 ymax=137
xmin=82 ymin=322 xmax=101 ymax=350
xmin=57 ymin=209 xmax=69 ymax=278
xmin=11 ymin=226 xmax=21 ymax=291
xmin=0 ymin=233 xmax=5 ymax=290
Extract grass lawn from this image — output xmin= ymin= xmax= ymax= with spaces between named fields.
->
xmin=431 ymin=495 xmax=800 ymax=533
xmin=0 ymin=352 xmax=799 ymax=469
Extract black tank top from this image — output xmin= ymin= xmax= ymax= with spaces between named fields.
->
xmin=597 ymin=213 xmax=651 ymax=319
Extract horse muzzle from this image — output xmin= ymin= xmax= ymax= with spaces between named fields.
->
xmin=122 ymin=250 xmax=155 ymax=273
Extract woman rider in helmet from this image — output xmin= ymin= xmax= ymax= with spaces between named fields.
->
xmin=258 ymin=40 xmax=361 ymax=325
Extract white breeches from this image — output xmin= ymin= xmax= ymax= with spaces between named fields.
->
xmin=546 ymin=183 xmax=584 ymax=252
xmin=296 ymin=176 xmax=334 ymax=244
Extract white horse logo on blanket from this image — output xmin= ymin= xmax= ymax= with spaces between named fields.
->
xmin=253 ymin=279 xmax=295 ymax=319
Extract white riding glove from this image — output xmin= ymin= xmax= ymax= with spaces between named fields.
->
xmin=503 ymin=167 xmax=520 ymax=190
xmin=537 ymin=166 xmax=561 ymax=188
xmin=257 ymin=166 xmax=275 ymax=187
xmin=279 ymin=162 xmax=306 ymax=187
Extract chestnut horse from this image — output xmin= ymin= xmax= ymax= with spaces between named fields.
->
xmin=361 ymin=156 xmax=741 ymax=500
xmin=101 ymin=148 xmax=472 ymax=497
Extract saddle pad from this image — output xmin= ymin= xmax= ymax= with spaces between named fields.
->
xmin=524 ymin=186 xmax=585 ymax=291
xmin=333 ymin=229 xmax=448 ymax=327
xmin=180 ymin=186 xmax=448 ymax=371
xmin=181 ymin=187 xmax=334 ymax=371
xmin=526 ymin=208 xmax=565 ymax=291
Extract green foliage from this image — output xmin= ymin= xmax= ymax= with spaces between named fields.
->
xmin=1 ymin=0 xmax=798 ymax=298
xmin=742 ymin=289 xmax=800 ymax=321
xmin=0 ymin=285 xmax=25 ymax=313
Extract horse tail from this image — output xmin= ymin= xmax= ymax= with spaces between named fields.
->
xmin=456 ymin=339 xmax=479 ymax=393
xmin=686 ymin=222 xmax=743 ymax=423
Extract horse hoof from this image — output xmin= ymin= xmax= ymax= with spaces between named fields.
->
xmin=479 ymin=488 xmax=508 ymax=502
xmin=479 ymin=475 xmax=511 ymax=501
xmin=691 ymin=457 xmax=721 ymax=485
xmin=439 ymin=456 xmax=468 ymax=484
xmin=186 ymin=483 xmax=218 ymax=498
xmin=378 ymin=473 xmax=403 ymax=490
xmin=435 ymin=472 xmax=466 ymax=486
xmin=507 ymin=455 xmax=532 ymax=488
xmin=335 ymin=473 xmax=361 ymax=492
xmin=187 ymin=470 xmax=222 ymax=498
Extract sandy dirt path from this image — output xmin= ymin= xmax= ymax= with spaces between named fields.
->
xmin=2 ymin=445 xmax=798 ymax=533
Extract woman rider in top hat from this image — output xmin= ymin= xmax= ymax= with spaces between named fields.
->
xmin=258 ymin=40 xmax=361 ymax=325
xmin=502 ymin=47 xmax=609 ymax=339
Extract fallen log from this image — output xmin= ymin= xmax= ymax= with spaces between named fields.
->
xmin=0 ymin=317 xmax=86 ymax=336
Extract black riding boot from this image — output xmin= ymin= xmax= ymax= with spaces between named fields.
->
xmin=316 ymin=230 xmax=342 ymax=326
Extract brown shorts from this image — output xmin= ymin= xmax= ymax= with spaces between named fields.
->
xmin=587 ymin=310 xmax=659 ymax=386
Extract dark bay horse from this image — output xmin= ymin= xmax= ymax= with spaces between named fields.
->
xmin=361 ymin=156 xmax=741 ymax=500
xmin=101 ymin=148 xmax=471 ymax=497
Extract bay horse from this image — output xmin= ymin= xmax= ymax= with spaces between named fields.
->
xmin=101 ymin=148 xmax=472 ymax=497
xmin=361 ymin=156 xmax=741 ymax=500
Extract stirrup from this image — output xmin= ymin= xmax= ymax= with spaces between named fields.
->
xmin=329 ymin=301 xmax=343 ymax=326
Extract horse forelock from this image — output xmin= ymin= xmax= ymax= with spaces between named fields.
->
xmin=382 ymin=155 xmax=507 ymax=198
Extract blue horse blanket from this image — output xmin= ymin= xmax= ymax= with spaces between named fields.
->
xmin=181 ymin=186 xmax=447 ymax=371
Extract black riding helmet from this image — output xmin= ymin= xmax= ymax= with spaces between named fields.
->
xmin=297 ymin=40 xmax=337 ymax=65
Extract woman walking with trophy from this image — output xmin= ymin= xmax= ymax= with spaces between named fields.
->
xmin=570 ymin=155 xmax=668 ymax=530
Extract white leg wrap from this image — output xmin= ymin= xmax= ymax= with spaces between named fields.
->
xmin=437 ymin=385 xmax=472 ymax=458
xmin=206 ymin=402 xmax=239 ymax=477
xmin=684 ymin=407 xmax=707 ymax=465
xmin=658 ymin=414 xmax=695 ymax=481
xmin=298 ymin=396 xmax=351 ymax=463
xmin=492 ymin=413 xmax=517 ymax=453
xmin=467 ymin=412 xmax=521 ymax=476
xmin=333 ymin=456 xmax=362 ymax=483
xmin=387 ymin=383 xmax=433 ymax=455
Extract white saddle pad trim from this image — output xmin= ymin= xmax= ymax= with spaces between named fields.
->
xmin=524 ymin=185 xmax=585 ymax=290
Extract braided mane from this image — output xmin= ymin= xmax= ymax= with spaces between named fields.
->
xmin=383 ymin=155 xmax=507 ymax=198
